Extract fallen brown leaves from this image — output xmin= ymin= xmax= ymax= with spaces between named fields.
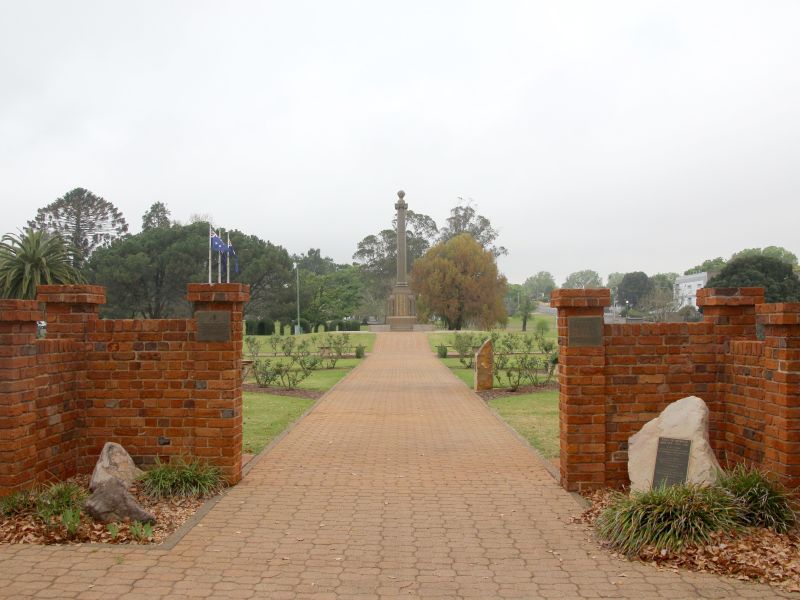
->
xmin=575 ymin=488 xmax=800 ymax=593
xmin=0 ymin=475 xmax=206 ymax=545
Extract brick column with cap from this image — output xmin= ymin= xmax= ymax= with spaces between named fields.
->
xmin=550 ymin=288 xmax=610 ymax=493
xmin=0 ymin=300 xmax=43 ymax=492
xmin=187 ymin=283 xmax=250 ymax=485
xmin=37 ymin=284 xmax=106 ymax=341
xmin=756 ymin=302 xmax=800 ymax=489
xmin=697 ymin=287 xmax=765 ymax=456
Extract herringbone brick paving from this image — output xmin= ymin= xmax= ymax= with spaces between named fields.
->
xmin=0 ymin=333 xmax=792 ymax=598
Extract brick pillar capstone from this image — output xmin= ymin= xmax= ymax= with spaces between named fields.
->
xmin=0 ymin=300 xmax=43 ymax=494
xmin=697 ymin=287 xmax=764 ymax=457
xmin=37 ymin=284 xmax=106 ymax=341
xmin=550 ymin=288 xmax=610 ymax=493
xmin=187 ymin=283 xmax=250 ymax=485
xmin=756 ymin=302 xmax=800 ymax=489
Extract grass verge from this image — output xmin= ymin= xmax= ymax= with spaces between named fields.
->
xmin=489 ymin=391 xmax=559 ymax=459
xmin=243 ymin=392 xmax=316 ymax=454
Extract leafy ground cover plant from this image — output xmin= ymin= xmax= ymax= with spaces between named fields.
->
xmin=138 ymin=458 xmax=224 ymax=499
xmin=34 ymin=482 xmax=86 ymax=526
xmin=717 ymin=464 xmax=797 ymax=533
xmin=596 ymin=483 xmax=740 ymax=555
xmin=0 ymin=487 xmax=38 ymax=517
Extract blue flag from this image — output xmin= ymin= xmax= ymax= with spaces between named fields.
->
xmin=222 ymin=243 xmax=239 ymax=274
xmin=210 ymin=230 xmax=227 ymax=253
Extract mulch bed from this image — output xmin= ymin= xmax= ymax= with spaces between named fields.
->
xmin=575 ymin=489 xmax=800 ymax=592
xmin=242 ymin=384 xmax=323 ymax=399
xmin=0 ymin=475 xmax=207 ymax=545
xmin=476 ymin=382 xmax=558 ymax=402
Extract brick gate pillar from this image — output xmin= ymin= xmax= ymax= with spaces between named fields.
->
xmin=0 ymin=300 xmax=43 ymax=494
xmin=187 ymin=283 xmax=250 ymax=485
xmin=697 ymin=287 xmax=764 ymax=458
xmin=37 ymin=285 xmax=106 ymax=341
xmin=756 ymin=303 xmax=800 ymax=489
xmin=550 ymin=289 xmax=610 ymax=493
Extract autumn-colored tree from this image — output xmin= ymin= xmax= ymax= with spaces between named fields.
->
xmin=410 ymin=233 xmax=507 ymax=330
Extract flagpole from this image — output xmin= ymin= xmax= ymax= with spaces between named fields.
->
xmin=208 ymin=224 xmax=212 ymax=284
xmin=217 ymin=228 xmax=222 ymax=284
xmin=226 ymin=231 xmax=231 ymax=283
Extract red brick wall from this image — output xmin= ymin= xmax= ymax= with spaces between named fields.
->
xmin=0 ymin=283 xmax=249 ymax=496
xmin=552 ymin=287 xmax=800 ymax=493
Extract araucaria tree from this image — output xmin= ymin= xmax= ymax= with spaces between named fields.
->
xmin=0 ymin=229 xmax=84 ymax=299
xmin=28 ymin=188 xmax=128 ymax=267
xmin=411 ymin=233 xmax=507 ymax=330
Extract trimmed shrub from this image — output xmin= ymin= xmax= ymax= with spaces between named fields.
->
xmin=256 ymin=319 xmax=275 ymax=335
xmin=245 ymin=320 xmax=258 ymax=335
xmin=138 ymin=458 xmax=224 ymax=499
xmin=596 ymin=484 xmax=740 ymax=555
xmin=341 ymin=320 xmax=361 ymax=331
xmin=718 ymin=464 xmax=797 ymax=533
xmin=355 ymin=344 xmax=365 ymax=359
xmin=436 ymin=344 xmax=448 ymax=359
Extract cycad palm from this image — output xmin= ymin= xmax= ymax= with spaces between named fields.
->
xmin=0 ymin=229 xmax=84 ymax=299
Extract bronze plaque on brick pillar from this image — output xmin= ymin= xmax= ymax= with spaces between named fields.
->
xmin=653 ymin=437 xmax=691 ymax=488
xmin=196 ymin=311 xmax=231 ymax=342
xmin=567 ymin=316 xmax=603 ymax=347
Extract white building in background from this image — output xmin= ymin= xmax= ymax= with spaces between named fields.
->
xmin=675 ymin=272 xmax=708 ymax=308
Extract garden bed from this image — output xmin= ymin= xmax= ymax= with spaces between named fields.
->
xmin=0 ymin=474 xmax=209 ymax=545
xmin=576 ymin=488 xmax=800 ymax=592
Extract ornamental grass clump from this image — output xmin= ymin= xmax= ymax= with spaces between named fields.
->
xmin=596 ymin=483 xmax=740 ymax=555
xmin=138 ymin=458 xmax=224 ymax=499
xmin=717 ymin=464 xmax=797 ymax=533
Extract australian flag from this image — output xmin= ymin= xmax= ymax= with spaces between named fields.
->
xmin=223 ymin=241 xmax=239 ymax=274
xmin=210 ymin=229 xmax=227 ymax=253
xmin=211 ymin=229 xmax=239 ymax=275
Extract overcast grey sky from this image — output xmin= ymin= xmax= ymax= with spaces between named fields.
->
xmin=1 ymin=1 xmax=798 ymax=284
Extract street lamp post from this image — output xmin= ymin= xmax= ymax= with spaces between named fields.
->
xmin=294 ymin=262 xmax=301 ymax=335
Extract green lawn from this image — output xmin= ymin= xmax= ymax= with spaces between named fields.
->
xmin=489 ymin=391 xmax=559 ymax=459
xmin=242 ymin=351 xmax=362 ymax=454
xmin=296 ymin=361 xmax=358 ymax=391
xmin=440 ymin=357 xmax=473 ymax=388
xmin=243 ymin=392 xmax=315 ymax=454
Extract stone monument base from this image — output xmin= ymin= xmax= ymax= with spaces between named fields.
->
xmin=387 ymin=316 xmax=416 ymax=332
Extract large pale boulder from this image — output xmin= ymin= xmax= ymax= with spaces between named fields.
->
xmin=84 ymin=478 xmax=156 ymax=524
xmin=90 ymin=442 xmax=143 ymax=491
xmin=628 ymin=396 xmax=721 ymax=493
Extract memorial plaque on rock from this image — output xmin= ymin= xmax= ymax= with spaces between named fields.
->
xmin=652 ymin=437 xmax=691 ymax=488
xmin=567 ymin=316 xmax=603 ymax=347
xmin=196 ymin=311 xmax=231 ymax=342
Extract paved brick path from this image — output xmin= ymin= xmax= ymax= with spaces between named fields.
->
xmin=0 ymin=333 xmax=792 ymax=599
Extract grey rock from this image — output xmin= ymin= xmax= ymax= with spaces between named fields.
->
xmin=84 ymin=478 xmax=156 ymax=524
xmin=90 ymin=442 xmax=143 ymax=491
xmin=628 ymin=395 xmax=722 ymax=492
